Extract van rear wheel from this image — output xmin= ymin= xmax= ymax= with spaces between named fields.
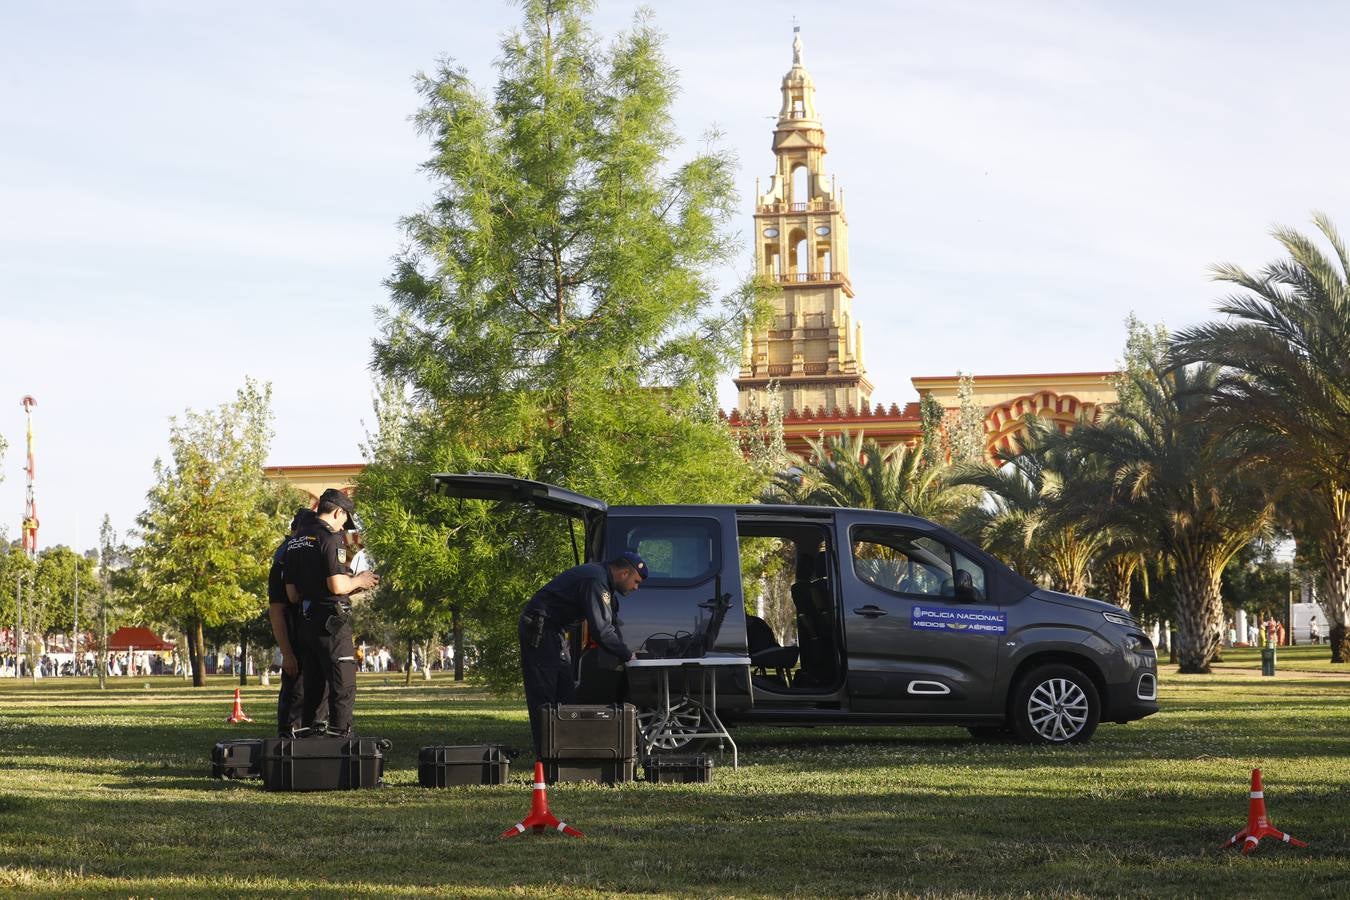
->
xmin=1010 ymin=664 xmax=1100 ymax=744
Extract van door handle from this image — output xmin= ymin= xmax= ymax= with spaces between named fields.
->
xmin=853 ymin=605 xmax=887 ymax=618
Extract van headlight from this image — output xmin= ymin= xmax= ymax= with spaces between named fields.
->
xmin=1103 ymin=611 xmax=1134 ymax=627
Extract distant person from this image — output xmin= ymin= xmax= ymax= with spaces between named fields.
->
xmin=517 ymin=552 xmax=647 ymax=758
xmin=284 ymin=489 xmax=378 ymax=737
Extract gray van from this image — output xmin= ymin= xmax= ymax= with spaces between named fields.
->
xmin=433 ymin=474 xmax=1159 ymax=745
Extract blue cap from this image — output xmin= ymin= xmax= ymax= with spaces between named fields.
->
xmin=618 ymin=550 xmax=649 ymax=581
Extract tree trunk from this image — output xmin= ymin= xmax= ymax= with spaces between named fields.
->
xmin=1172 ymin=555 xmax=1224 ymax=674
xmin=1105 ymin=557 xmax=1134 ymax=613
xmin=238 ymin=626 xmax=249 ymax=687
xmin=422 ymin=637 xmax=434 ymax=682
xmin=1317 ymin=486 xmax=1350 ymax=664
xmin=404 ymin=637 xmax=414 ymax=687
xmin=452 ymin=605 xmax=464 ymax=682
xmin=189 ymin=620 xmax=206 ymax=687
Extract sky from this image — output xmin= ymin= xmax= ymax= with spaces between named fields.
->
xmin=3 ymin=0 xmax=1349 ymax=553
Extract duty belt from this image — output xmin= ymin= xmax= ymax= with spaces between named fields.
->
xmin=520 ymin=609 xmax=560 ymax=649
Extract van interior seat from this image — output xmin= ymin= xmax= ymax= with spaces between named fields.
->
xmin=746 ymin=614 xmax=799 ymax=673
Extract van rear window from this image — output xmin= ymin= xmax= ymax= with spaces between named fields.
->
xmin=606 ymin=517 xmax=721 ymax=587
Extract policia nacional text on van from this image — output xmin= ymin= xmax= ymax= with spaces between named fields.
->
xmin=283 ymin=489 xmax=378 ymax=736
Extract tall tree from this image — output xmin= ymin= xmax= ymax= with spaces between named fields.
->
xmin=130 ymin=379 xmax=285 ymax=686
xmin=94 ymin=515 xmax=128 ymax=689
xmin=1061 ymin=359 xmax=1275 ymax=672
xmin=367 ymin=1 xmax=763 ymax=688
xmin=1170 ymin=214 xmax=1350 ymax=662
xmin=32 ymin=546 xmax=100 ymax=641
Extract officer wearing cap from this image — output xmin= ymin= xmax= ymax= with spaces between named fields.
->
xmin=283 ymin=488 xmax=378 ymax=736
xmin=518 ymin=551 xmax=648 ymax=757
xmin=267 ymin=507 xmax=325 ymax=736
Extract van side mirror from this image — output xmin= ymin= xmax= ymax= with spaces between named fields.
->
xmin=954 ymin=569 xmax=979 ymax=603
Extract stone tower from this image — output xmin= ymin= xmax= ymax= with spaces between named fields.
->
xmin=735 ymin=27 xmax=872 ymax=416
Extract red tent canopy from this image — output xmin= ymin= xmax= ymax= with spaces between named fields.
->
xmin=106 ymin=627 xmax=175 ymax=652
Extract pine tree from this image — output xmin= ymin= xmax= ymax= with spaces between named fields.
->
xmin=366 ymin=0 xmax=766 ymax=687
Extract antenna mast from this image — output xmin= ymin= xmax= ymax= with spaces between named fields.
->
xmin=21 ymin=396 xmax=38 ymax=558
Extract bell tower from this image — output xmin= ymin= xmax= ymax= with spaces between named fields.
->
xmin=736 ymin=27 xmax=872 ymax=416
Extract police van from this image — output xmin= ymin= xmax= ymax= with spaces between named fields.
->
xmin=433 ymin=473 xmax=1159 ymax=745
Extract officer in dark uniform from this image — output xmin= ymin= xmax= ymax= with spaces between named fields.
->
xmin=266 ymin=507 xmax=324 ymax=736
xmin=518 ymin=551 xmax=648 ymax=757
xmin=283 ymin=488 xmax=378 ymax=736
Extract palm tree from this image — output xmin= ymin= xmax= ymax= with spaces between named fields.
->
xmin=1061 ymin=360 xmax=1275 ymax=673
xmin=763 ymin=430 xmax=971 ymax=525
xmin=1170 ymin=214 xmax=1350 ymax=662
xmin=950 ymin=414 xmax=1106 ymax=596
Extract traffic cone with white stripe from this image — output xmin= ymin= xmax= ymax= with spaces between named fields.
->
xmin=1221 ymin=768 xmax=1307 ymax=854
xmin=500 ymin=762 xmax=584 ymax=839
xmin=225 ymin=688 xmax=253 ymax=724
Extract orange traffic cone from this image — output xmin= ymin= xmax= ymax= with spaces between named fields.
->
xmin=225 ymin=688 xmax=253 ymax=724
xmin=1221 ymin=768 xmax=1307 ymax=854
xmin=500 ymin=762 xmax=584 ymax=839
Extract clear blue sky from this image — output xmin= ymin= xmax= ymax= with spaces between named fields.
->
xmin=3 ymin=1 xmax=1349 ymax=552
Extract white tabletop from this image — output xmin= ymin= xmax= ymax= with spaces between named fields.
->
xmin=627 ymin=655 xmax=751 ymax=668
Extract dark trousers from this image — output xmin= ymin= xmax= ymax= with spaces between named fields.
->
xmin=300 ymin=606 xmax=357 ymax=735
xmin=519 ymin=616 xmax=574 ymax=758
xmin=276 ymin=607 xmax=327 ymax=736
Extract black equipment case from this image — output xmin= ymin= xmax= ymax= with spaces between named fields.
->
xmin=418 ymin=745 xmax=511 ymax=787
xmin=211 ymin=739 xmax=263 ymax=780
xmin=544 ymin=758 xmax=637 ymax=785
xmin=260 ymin=736 xmax=389 ymax=792
xmin=644 ymin=754 xmax=714 ymax=784
xmin=541 ymin=704 xmax=638 ymax=785
xmin=541 ymin=704 xmax=638 ymax=759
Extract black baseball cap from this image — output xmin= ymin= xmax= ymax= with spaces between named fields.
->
xmin=318 ymin=488 xmax=359 ymax=530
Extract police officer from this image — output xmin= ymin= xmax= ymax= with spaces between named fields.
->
xmin=266 ymin=507 xmax=324 ymax=736
xmin=518 ymin=551 xmax=648 ymax=757
xmin=284 ymin=488 xmax=378 ymax=736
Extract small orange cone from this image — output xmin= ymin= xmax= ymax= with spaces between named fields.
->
xmin=1221 ymin=768 xmax=1308 ymax=854
xmin=225 ymin=688 xmax=253 ymax=724
xmin=500 ymin=762 xmax=584 ymax=839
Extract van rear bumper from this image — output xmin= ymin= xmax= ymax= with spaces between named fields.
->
xmin=1104 ymin=670 xmax=1159 ymax=723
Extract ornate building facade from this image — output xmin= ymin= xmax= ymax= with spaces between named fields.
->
xmin=730 ymin=29 xmax=1117 ymax=457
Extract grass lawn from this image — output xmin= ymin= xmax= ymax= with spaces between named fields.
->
xmin=0 ymin=645 xmax=1346 ymax=898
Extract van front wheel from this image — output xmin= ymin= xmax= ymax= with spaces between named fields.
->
xmin=1010 ymin=664 xmax=1100 ymax=744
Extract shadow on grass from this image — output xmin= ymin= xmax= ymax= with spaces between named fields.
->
xmin=0 ymin=781 xmax=1340 ymax=898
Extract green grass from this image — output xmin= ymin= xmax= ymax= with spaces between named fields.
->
xmin=0 ymin=649 xmax=1346 ymax=898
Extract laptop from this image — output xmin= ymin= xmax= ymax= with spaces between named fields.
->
xmin=637 ymin=591 xmax=732 ymax=660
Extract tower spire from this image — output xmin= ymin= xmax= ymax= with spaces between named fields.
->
xmin=735 ymin=29 xmax=872 ymax=417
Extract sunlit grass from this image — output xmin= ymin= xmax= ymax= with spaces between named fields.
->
xmin=0 ymin=657 xmax=1346 ymax=898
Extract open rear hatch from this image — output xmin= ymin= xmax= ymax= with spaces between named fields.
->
xmin=430 ymin=472 xmax=606 ymax=562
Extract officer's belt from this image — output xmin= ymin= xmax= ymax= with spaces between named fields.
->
xmin=304 ymin=598 xmax=351 ymax=615
xmin=521 ymin=609 xmax=562 ymax=630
